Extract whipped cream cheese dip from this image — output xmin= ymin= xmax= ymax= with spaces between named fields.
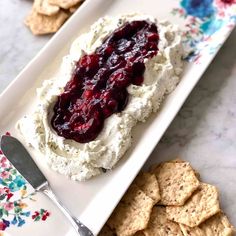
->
xmin=17 ymin=13 xmax=184 ymax=181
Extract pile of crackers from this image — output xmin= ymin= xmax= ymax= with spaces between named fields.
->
xmin=99 ymin=159 xmax=235 ymax=236
xmin=25 ymin=0 xmax=84 ymax=35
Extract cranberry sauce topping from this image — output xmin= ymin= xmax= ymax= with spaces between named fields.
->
xmin=51 ymin=20 xmax=159 ymax=143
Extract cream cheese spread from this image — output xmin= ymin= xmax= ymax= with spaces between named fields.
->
xmin=17 ymin=13 xmax=184 ymax=181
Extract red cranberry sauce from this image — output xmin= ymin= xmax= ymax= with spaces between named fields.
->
xmin=51 ymin=20 xmax=159 ymax=143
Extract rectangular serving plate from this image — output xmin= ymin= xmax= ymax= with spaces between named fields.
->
xmin=0 ymin=0 xmax=235 ymax=235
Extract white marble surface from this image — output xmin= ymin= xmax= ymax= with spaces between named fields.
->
xmin=144 ymin=28 xmax=236 ymax=225
xmin=0 ymin=0 xmax=50 ymax=93
xmin=1 ymin=0 xmax=236 ymax=231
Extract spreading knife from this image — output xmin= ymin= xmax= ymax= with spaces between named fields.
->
xmin=0 ymin=135 xmax=93 ymax=236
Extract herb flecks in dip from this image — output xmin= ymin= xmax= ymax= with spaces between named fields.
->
xmin=51 ymin=20 xmax=159 ymax=143
xmin=17 ymin=14 xmax=184 ymax=181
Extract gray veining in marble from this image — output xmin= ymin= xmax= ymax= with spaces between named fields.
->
xmin=0 ymin=0 xmax=236 ymax=232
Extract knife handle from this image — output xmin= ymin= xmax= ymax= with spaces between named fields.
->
xmin=38 ymin=182 xmax=93 ymax=236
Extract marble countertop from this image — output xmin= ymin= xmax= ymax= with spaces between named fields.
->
xmin=0 ymin=0 xmax=50 ymax=93
xmin=1 ymin=0 xmax=236 ymax=232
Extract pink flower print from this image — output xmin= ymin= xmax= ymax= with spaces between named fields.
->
xmin=0 ymin=187 xmax=10 ymax=195
xmin=179 ymin=8 xmax=185 ymax=15
xmin=0 ymin=156 xmax=10 ymax=169
xmin=189 ymin=16 xmax=197 ymax=24
xmin=3 ymin=202 xmax=14 ymax=211
xmin=0 ymin=171 xmax=10 ymax=179
xmin=0 ymin=187 xmax=6 ymax=195
xmin=3 ymin=187 xmax=10 ymax=194
xmin=190 ymin=28 xmax=197 ymax=34
xmin=215 ymin=0 xmax=236 ymax=8
xmin=194 ymin=54 xmax=202 ymax=64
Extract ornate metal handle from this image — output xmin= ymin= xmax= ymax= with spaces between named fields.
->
xmin=37 ymin=182 xmax=93 ymax=236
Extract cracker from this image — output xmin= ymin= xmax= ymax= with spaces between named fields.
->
xmin=98 ymin=224 xmax=115 ymax=236
xmin=134 ymin=232 xmax=145 ymax=236
xmin=69 ymin=1 xmax=83 ymax=13
xmin=166 ymin=183 xmax=220 ymax=227
xmin=149 ymin=159 xmax=184 ymax=172
xmin=168 ymin=158 xmax=185 ymax=163
xmin=179 ymin=224 xmax=204 ymax=236
xmin=151 ymin=162 xmax=200 ymax=206
xmin=34 ymin=0 xmax=60 ymax=16
xmin=25 ymin=9 xmax=68 ymax=35
xmin=107 ymin=184 xmax=154 ymax=236
xmin=200 ymin=212 xmax=235 ymax=235
xmin=142 ymin=206 xmax=183 ymax=236
xmin=179 ymin=212 xmax=235 ymax=236
xmin=134 ymin=172 xmax=161 ymax=203
xmin=168 ymin=159 xmax=201 ymax=180
xmin=48 ymin=0 xmax=82 ymax=9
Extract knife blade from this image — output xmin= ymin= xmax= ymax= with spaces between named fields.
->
xmin=0 ymin=135 xmax=47 ymax=189
xmin=0 ymin=135 xmax=93 ymax=236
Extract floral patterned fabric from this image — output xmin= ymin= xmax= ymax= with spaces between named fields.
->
xmin=181 ymin=0 xmax=216 ymax=19
xmin=172 ymin=0 xmax=236 ymax=62
xmin=0 ymin=133 xmax=50 ymax=232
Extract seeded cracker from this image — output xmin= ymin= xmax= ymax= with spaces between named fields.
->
xmin=48 ymin=0 xmax=82 ymax=9
xmin=168 ymin=159 xmax=201 ymax=180
xmin=151 ymin=162 xmax=200 ymax=206
xmin=107 ymin=184 xmax=154 ymax=236
xmin=166 ymin=183 xmax=220 ymax=227
xmin=179 ymin=224 xmax=205 ymax=236
xmin=25 ymin=9 xmax=68 ymax=35
xmin=134 ymin=232 xmax=145 ymax=236
xmin=168 ymin=158 xmax=185 ymax=163
xmin=180 ymin=212 xmax=235 ymax=236
xmin=34 ymin=0 xmax=60 ymax=16
xmin=142 ymin=206 xmax=183 ymax=236
xmin=134 ymin=172 xmax=161 ymax=203
xmin=98 ymin=224 xmax=115 ymax=236
xmin=200 ymin=212 xmax=235 ymax=235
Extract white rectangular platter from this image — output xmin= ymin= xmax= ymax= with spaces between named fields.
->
xmin=0 ymin=0 xmax=235 ymax=235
